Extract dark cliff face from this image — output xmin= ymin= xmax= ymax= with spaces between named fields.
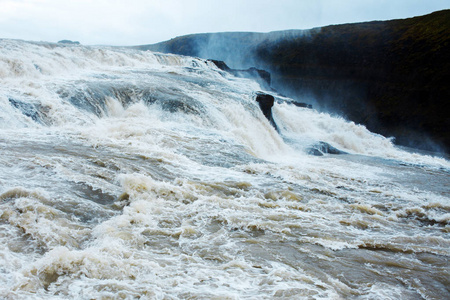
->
xmin=255 ymin=10 xmax=450 ymax=153
xmin=136 ymin=10 xmax=450 ymax=153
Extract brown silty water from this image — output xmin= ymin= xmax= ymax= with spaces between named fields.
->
xmin=0 ymin=39 xmax=448 ymax=299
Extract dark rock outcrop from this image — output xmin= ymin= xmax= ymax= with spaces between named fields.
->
xmin=255 ymin=92 xmax=277 ymax=130
xmin=306 ymin=142 xmax=347 ymax=156
xmin=208 ymin=59 xmax=271 ymax=88
xmin=291 ymin=102 xmax=313 ymax=109
xmin=58 ymin=40 xmax=80 ymax=45
xmin=208 ymin=59 xmax=231 ymax=72
xmin=243 ymin=67 xmax=271 ymax=87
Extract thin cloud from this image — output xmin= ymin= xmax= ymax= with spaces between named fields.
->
xmin=0 ymin=0 xmax=448 ymax=45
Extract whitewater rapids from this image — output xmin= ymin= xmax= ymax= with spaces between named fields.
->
xmin=0 ymin=39 xmax=449 ymax=299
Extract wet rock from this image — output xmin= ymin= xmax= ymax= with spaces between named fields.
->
xmin=241 ymin=67 xmax=271 ymax=87
xmin=307 ymin=141 xmax=347 ymax=156
xmin=292 ymin=102 xmax=313 ymax=109
xmin=58 ymin=40 xmax=80 ymax=45
xmin=208 ymin=59 xmax=231 ymax=72
xmin=255 ymin=92 xmax=277 ymax=130
xmin=208 ymin=59 xmax=271 ymax=88
xmin=8 ymin=98 xmax=49 ymax=124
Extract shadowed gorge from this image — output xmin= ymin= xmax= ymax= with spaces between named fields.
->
xmin=137 ymin=10 xmax=450 ymax=154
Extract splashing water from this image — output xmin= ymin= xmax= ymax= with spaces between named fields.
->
xmin=0 ymin=39 xmax=449 ymax=299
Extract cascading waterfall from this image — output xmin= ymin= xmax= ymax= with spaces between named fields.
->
xmin=0 ymin=39 xmax=449 ymax=299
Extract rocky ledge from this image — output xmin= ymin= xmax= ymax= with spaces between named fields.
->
xmin=208 ymin=59 xmax=271 ymax=89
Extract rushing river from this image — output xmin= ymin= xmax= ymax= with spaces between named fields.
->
xmin=0 ymin=39 xmax=449 ymax=299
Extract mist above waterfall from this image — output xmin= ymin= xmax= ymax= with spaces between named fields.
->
xmin=140 ymin=10 xmax=450 ymax=155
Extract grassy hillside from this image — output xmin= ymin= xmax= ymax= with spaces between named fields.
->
xmin=136 ymin=10 xmax=450 ymax=153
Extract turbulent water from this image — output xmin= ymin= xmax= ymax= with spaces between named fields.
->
xmin=0 ymin=39 xmax=449 ymax=300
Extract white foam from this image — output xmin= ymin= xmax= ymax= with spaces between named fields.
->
xmin=0 ymin=39 xmax=448 ymax=300
xmin=273 ymin=102 xmax=450 ymax=167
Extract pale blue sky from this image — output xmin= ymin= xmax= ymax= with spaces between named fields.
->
xmin=0 ymin=0 xmax=448 ymax=45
